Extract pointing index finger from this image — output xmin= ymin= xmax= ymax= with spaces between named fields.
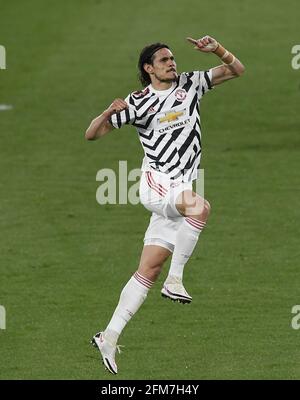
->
xmin=186 ymin=37 xmax=198 ymax=45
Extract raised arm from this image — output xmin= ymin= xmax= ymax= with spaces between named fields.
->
xmin=187 ymin=35 xmax=245 ymax=86
xmin=85 ymin=98 xmax=128 ymax=140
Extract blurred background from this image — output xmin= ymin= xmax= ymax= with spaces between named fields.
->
xmin=0 ymin=0 xmax=299 ymax=379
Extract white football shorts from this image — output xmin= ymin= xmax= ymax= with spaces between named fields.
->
xmin=139 ymin=170 xmax=192 ymax=252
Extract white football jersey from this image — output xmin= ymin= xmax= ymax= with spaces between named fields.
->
xmin=109 ymin=70 xmax=213 ymax=182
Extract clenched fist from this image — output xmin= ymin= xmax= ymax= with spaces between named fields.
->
xmin=105 ymin=98 xmax=128 ymax=117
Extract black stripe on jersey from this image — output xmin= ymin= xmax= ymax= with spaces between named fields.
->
xmin=134 ymin=103 xmax=161 ymax=129
xmin=149 ymin=160 xmax=165 ymax=168
xmin=124 ymin=108 xmax=129 ymax=123
xmin=135 ymin=95 xmax=155 ymax=111
xmin=116 ymin=112 xmax=122 ymax=128
xmin=134 ymin=113 xmax=156 ymax=130
xmin=141 ymin=133 xmax=166 ymax=150
xmin=189 ymin=93 xmax=198 ymax=115
xmin=204 ymin=71 xmax=212 ymax=90
xmin=156 ymin=126 xmax=184 ymax=158
xmin=139 ymin=129 xmax=154 ymax=140
xmin=164 ymin=147 xmax=178 ymax=164
xmin=195 ymin=117 xmax=202 ymax=147
xmin=171 ymin=99 xmax=183 ymax=108
xmin=124 ymin=108 xmax=131 ymax=124
xmin=165 ymin=154 xmax=181 ymax=174
xmin=149 ymin=148 xmax=180 ymax=171
xmin=145 ymin=126 xmax=184 ymax=162
xmin=134 ymin=122 xmax=150 ymax=130
xmin=129 ymin=95 xmax=135 ymax=106
xmin=185 ymin=145 xmax=201 ymax=170
xmin=173 ymin=149 xmax=200 ymax=181
xmin=185 ymin=148 xmax=201 ymax=181
xmin=182 ymin=73 xmax=194 ymax=93
xmin=178 ymin=123 xmax=199 ymax=157
xmin=136 ymin=99 xmax=160 ymax=120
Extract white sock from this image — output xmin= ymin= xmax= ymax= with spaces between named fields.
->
xmin=167 ymin=217 xmax=206 ymax=281
xmin=104 ymin=271 xmax=153 ymax=343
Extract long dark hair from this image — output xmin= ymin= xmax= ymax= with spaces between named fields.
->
xmin=138 ymin=43 xmax=170 ymax=87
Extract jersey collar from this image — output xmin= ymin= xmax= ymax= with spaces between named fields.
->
xmin=149 ymin=81 xmax=177 ymax=97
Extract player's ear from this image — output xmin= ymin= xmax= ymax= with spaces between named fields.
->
xmin=143 ymin=63 xmax=153 ymax=75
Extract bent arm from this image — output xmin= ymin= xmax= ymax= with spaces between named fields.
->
xmin=85 ymin=111 xmax=114 ymax=140
xmin=85 ymin=98 xmax=128 ymax=140
xmin=187 ymin=35 xmax=245 ymax=86
xmin=211 ymin=57 xmax=245 ymax=86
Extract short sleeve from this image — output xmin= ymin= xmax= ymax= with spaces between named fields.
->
xmin=197 ymin=69 xmax=213 ymax=99
xmin=108 ymin=94 xmax=137 ymax=129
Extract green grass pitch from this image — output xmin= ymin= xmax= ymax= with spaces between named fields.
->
xmin=0 ymin=0 xmax=300 ymax=380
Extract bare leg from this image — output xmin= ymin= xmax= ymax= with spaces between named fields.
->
xmin=138 ymin=245 xmax=172 ymax=282
xmin=175 ymin=190 xmax=210 ymax=221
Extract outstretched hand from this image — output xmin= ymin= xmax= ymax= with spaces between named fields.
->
xmin=186 ymin=35 xmax=218 ymax=52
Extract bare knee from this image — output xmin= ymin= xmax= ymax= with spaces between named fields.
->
xmin=194 ymin=198 xmax=210 ymax=220
xmin=185 ymin=197 xmax=211 ymax=221
xmin=137 ymin=245 xmax=171 ymax=282
xmin=176 ymin=191 xmax=211 ymax=221
xmin=138 ymin=261 xmax=163 ymax=282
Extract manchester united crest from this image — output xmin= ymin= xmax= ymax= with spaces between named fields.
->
xmin=175 ymin=88 xmax=187 ymax=101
